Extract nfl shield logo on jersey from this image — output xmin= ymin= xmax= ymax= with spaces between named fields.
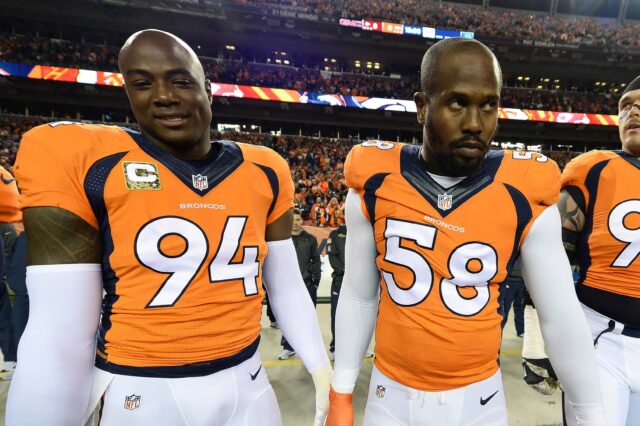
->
xmin=192 ymin=174 xmax=208 ymax=191
xmin=124 ymin=394 xmax=141 ymax=410
xmin=376 ymin=385 xmax=386 ymax=398
xmin=438 ymin=193 xmax=453 ymax=211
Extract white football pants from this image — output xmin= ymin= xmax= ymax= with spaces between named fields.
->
xmin=564 ymin=305 xmax=640 ymax=426
xmin=363 ymin=365 xmax=507 ymax=426
xmin=83 ymin=351 xmax=282 ymax=426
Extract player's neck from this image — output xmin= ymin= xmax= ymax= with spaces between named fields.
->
xmin=291 ymin=228 xmax=303 ymax=236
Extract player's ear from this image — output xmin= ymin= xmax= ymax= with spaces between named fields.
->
xmin=414 ymin=92 xmax=428 ymax=126
xmin=205 ymin=79 xmax=213 ymax=104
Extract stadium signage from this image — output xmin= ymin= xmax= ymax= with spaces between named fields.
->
xmin=404 ymin=25 xmax=422 ymax=36
xmin=269 ymin=8 xmax=318 ymax=21
xmin=339 ymin=19 xmax=362 ymax=29
xmin=362 ymin=19 xmax=382 ymax=32
xmin=382 ymin=22 xmax=404 ymax=35
xmin=0 ymin=61 xmax=619 ymax=128
xmin=340 ymin=17 xmax=473 ymax=40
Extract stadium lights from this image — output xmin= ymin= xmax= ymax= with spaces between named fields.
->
xmin=621 ymin=83 xmax=627 ymax=87
xmin=554 ymin=79 xmax=560 ymax=83
xmin=544 ymin=78 xmax=549 ymax=82
xmin=517 ymin=76 xmax=523 ymax=80
xmin=284 ymin=60 xmax=290 ymax=65
xmin=525 ymin=77 xmax=530 ymax=81
xmin=225 ymin=45 xmax=235 ymax=50
xmin=331 ymin=58 xmax=336 ymax=63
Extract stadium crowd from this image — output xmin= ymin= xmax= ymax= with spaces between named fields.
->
xmin=234 ymin=0 xmax=640 ymax=50
xmin=0 ymin=33 xmax=621 ymax=114
xmin=0 ymin=113 xmax=582 ymax=227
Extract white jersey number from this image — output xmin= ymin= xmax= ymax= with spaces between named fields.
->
xmin=382 ymin=218 xmax=497 ymax=316
xmin=609 ymin=200 xmax=640 ymax=268
xmin=135 ymin=216 xmax=259 ymax=308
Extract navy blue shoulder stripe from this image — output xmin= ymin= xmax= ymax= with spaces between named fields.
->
xmin=503 ymin=183 xmax=533 ymax=275
xmin=254 ymin=163 xmax=279 ymax=218
xmin=577 ymin=159 xmax=611 ymax=285
xmin=363 ymin=173 xmax=390 ymax=225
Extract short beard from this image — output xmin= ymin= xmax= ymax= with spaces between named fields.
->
xmin=424 ymin=113 xmax=496 ymax=177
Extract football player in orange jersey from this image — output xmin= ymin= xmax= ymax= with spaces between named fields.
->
xmin=326 ymin=38 xmax=606 ymax=426
xmin=6 ymin=30 xmax=332 ymax=426
xmin=524 ymin=76 xmax=640 ymax=425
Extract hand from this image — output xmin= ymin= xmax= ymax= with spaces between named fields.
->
xmin=522 ymin=357 xmax=559 ymax=395
xmin=522 ymin=305 xmax=560 ymax=395
xmin=311 ymin=364 xmax=333 ymax=426
xmin=325 ymin=387 xmax=354 ymax=426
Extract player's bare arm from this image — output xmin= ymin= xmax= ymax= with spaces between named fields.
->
xmin=558 ymin=189 xmax=585 ymax=264
xmin=265 ymin=208 xmax=294 ymax=242
xmin=23 ymin=207 xmax=101 ymax=265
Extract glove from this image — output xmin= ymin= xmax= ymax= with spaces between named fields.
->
xmin=522 ymin=305 xmax=560 ymax=395
xmin=325 ymin=387 xmax=354 ymax=426
xmin=522 ymin=357 xmax=559 ymax=395
xmin=311 ymin=364 xmax=333 ymax=426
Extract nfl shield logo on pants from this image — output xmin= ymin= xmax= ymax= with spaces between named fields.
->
xmin=437 ymin=193 xmax=453 ymax=211
xmin=376 ymin=385 xmax=386 ymax=398
xmin=192 ymin=174 xmax=208 ymax=191
xmin=124 ymin=394 xmax=141 ymax=410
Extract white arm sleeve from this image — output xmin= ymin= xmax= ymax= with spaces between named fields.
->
xmin=520 ymin=205 xmax=604 ymax=417
xmin=331 ymin=189 xmax=380 ymax=393
xmin=6 ymin=264 xmax=102 ymax=426
xmin=262 ymin=239 xmax=329 ymax=373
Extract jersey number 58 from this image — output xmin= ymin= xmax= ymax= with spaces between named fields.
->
xmin=382 ymin=218 xmax=498 ymax=316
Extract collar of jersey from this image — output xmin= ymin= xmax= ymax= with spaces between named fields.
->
xmin=399 ymin=144 xmax=504 ymax=217
xmin=121 ymin=128 xmax=244 ymax=197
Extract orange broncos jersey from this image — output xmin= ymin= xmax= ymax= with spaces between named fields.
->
xmin=345 ymin=141 xmax=559 ymax=391
xmin=0 ymin=165 xmax=21 ymax=224
xmin=562 ymin=150 xmax=640 ymax=326
xmin=15 ymin=122 xmax=293 ymax=377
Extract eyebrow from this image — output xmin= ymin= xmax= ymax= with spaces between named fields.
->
xmin=125 ymin=68 xmax=195 ymax=78
xmin=448 ymin=90 xmax=500 ymax=100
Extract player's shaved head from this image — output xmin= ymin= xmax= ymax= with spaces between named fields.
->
xmin=118 ymin=29 xmax=206 ymax=82
xmin=420 ymin=38 xmax=502 ymax=98
xmin=118 ymin=29 xmax=213 ymax=160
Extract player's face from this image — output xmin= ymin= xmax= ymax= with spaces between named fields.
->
xmin=619 ymin=89 xmax=640 ymax=157
xmin=121 ymin=41 xmax=213 ymax=159
xmin=415 ymin=52 xmax=500 ymax=177
xmin=292 ymin=213 xmax=303 ymax=233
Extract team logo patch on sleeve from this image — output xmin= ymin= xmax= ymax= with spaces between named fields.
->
xmin=376 ymin=385 xmax=386 ymax=398
xmin=124 ymin=394 xmax=141 ymax=410
xmin=437 ymin=193 xmax=453 ymax=211
xmin=123 ymin=162 xmax=161 ymax=190
xmin=192 ymin=174 xmax=208 ymax=191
